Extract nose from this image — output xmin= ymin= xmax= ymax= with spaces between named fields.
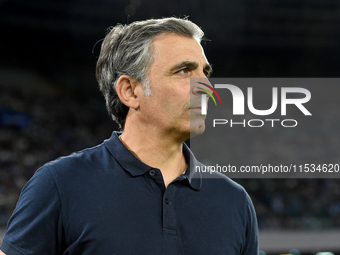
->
xmin=190 ymin=78 xmax=213 ymax=115
xmin=191 ymin=78 xmax=214 ymax=97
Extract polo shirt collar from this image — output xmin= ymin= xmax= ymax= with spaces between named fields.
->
xmin=104 ymin=131 xmax=202 ymax=190
xmin=182 ymin=142 xmax=202 ymax=190
xmin=104 ymin=131 xmax=152 ymax=176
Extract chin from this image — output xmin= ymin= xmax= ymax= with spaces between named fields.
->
xmin=189 ymin=120 xmax=206 ymax=138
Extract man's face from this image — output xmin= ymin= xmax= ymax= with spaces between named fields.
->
xmin=138 ymin=33 xmax=212 ymax=141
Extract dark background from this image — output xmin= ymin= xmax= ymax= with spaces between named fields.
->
xmin=1 ymin=0 xmax=340 ymax=254
xmin=2 ymin=0 xmax=340 ymax=90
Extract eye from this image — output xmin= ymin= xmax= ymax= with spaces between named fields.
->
xmin=204 ymin=69 xmax=212 ymax=78
xmin=176 ymin=68 xmax=189 ymax=75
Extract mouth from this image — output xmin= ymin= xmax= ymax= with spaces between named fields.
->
xmin=188 ymin=100 xmax=205 ymax=114
xmin=189 ymin=106 xmax=201 ymax=110
xmin=189 ymin=106 xmax=205 ymax=116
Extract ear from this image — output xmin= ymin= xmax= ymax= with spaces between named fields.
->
xmin=115 ymin=75 xmax=141 ymax=110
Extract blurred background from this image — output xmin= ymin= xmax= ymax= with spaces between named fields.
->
xmin=0 ymin=0 xmax=340 ymax=254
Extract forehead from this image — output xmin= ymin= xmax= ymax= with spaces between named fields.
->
xmin=150 ymin=33 xmax=208 ymax=67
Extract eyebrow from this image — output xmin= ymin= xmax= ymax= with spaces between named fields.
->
xmin=169 ymin=61 xmax=213 ymax=77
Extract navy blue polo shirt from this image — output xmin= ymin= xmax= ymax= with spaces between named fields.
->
xmin=1 ymin=132 xmax=258 ymax=255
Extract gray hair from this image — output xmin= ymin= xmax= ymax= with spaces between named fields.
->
xmin=96 ymin=17 xmax=204 ymax=130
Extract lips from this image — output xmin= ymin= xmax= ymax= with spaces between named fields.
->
xmin=189 ymin=106 xmax=201 ymax=110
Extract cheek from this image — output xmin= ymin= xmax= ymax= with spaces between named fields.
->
xmin=162 ymin=100 xmax=174 ymax=112
xmin=159 ymin=90 xmax=180 ymax=109
xmin=151 ymin=80 xmax=190 ymax=114
xmin=162 ymin=96 xmax=188 ymax=116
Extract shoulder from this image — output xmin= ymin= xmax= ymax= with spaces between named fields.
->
xmin=45 ymin=142 xmax=108 ymax=170
xmin=199 ymin=170 xmax=253 ymax=208
xmin=41 ymin=140 xmax=118 ymax=179
xmin=200 ymin=169 xmax=245 ymax=192
xmin=21 ymin=141 xmax=119 ymax=196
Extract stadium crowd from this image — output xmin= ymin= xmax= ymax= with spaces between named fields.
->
xmin=0 ymin=83 xmax=114 ymax=225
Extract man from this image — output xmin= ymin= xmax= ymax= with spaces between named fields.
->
xmin=0 ymin=17 xmax=258 ymax=254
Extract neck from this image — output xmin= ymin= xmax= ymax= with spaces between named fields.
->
xmin=120 ymin=122 xmax=188 ymax=188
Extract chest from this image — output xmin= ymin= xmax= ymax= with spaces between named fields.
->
xmin=59 ymin=176 xmax=245 ymax=254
